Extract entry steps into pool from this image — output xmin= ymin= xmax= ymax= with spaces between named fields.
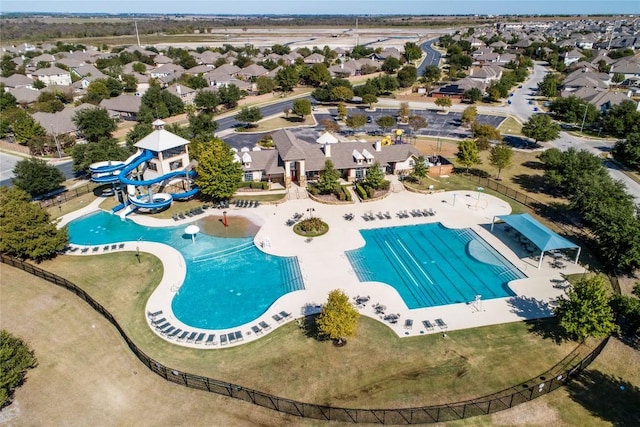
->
xmin=280 ymin=257 xmax=305 ymax=293
xmin=191 ymin=241 xmax=255 ymax=263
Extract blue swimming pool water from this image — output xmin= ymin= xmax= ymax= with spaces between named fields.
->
xmin=345 ymin=223 xmax=523 ymax=308
xmin=67 ymin=211 xmax=304 ymax=329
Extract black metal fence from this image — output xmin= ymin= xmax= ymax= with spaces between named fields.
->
xmin=2 ymin=254 xmax=610 ymax=424
xmin=35 ymin=183 xmax=94 ymax=209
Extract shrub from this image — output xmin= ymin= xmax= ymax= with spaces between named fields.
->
xmin=307 ymin=185 xmax=319 ymax=195
xmin=366 ymin=186 xmax=375 ymax=198
xmin=342 ymin=186 xmax=352 ymax=201
xmin=355 ymin=182 xmax=367 ymax=200
xmin=238 ymin=181 xmax=252 ymax=188
xmin=0 ymin=330 xmax=37 ymax=408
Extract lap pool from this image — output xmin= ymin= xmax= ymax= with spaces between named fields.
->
xmin=67 ymin=211 xmax=304 ymax=329
xmin=345 ymin=223 xmax=524 ymax=308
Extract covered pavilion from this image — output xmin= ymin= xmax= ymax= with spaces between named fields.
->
xmin=491 ymin=213 xmax=581 ymax=269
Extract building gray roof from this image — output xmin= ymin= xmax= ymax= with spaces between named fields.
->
xmin=99 ymin=94 xmax=142 ymax=114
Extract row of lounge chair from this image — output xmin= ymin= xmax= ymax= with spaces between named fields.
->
xmin=234 ymin=199 xmax=260 ymax=208
xmin=422 ymin=318 xmax=448 ymax=331
xmin=362 ymin=211 xmax=392 ymax=221
xmin=147 ymin=310 xmax=217 ymax=345
xmin=62 ymin=243 xmax=125 ymax=254
xmin=397 ymin=208 xmax=436 ymax=219
xmin=285 ymin=212 xmax=304 ymax=226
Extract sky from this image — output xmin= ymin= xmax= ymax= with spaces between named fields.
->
xmin=1 ymin=1 xmax=639 ymax=16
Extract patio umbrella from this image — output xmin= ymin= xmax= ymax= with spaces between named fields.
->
xmin=185 ymin=224 xmax=200 ymax=244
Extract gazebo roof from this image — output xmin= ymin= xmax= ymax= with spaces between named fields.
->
xmin=497 ymin=213 xmax=579 ymax=252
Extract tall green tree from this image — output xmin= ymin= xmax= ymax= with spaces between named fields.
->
xmin=188 ymin=112 xmax=218 ymax=141
xmin=602 ymin=100 xmax=640 ymax=138
xmin=305 ymin=63 xmax=331 ymax=87
xmin=0 ymin=330 xmax=37 ymax=408
xmin=72 ymin=107 xmax=117 ymax=143
xmin=275 ymin=65 xmax=299 ymax=92
xmin=555 ymin=275 xmax=618 ymax=341
xmin=0 ymin=187 xmax=68 ymax=261
xmin=12 ymin=113 xmax=46 ymax=145
xmin=364 ymin=161 xmax=385 ymax=189
xmin=256 ymin=76 xmax=276 ymax=95
xmin=330 ymin=86 xmax=354 ymax=103
xmin=345 ymin=114 xmax=366 ymax=132
xmin=407 ymin=115 xmax=427 ymax=135
xmin=456 ymin=139 xmax=481 ymax=173
xmin=361 ymin=94 xmax=378 ymax=109
xmin=12 ymin=158 xmax=65 ymax=197
xmin=463 ymin=87 xmax=482 ymax=103
xmin=193 ymin=138 xmax=243 ymax=200
xmin=316 ymin=289 xmax=360 ymax=345
xmin=612 ymin=133 xmax=640 ymax=171
xmin=381 ymin=57 xmax=401 ymax=73
xmin=235 ymin=106 xmax=262 ymax=128
xmin=422 ymin=64 xmax=441 ymax=82
xmin=218 ymin=84 xmax=245 ymax=109
xmin=410 ymin=155 xmax=429 ymax=182
xmin=403 ymin=42 xmax=422 ymax=63
xmin=0 ymin=87 xmax=17 ymax=111
xmin=522 ymin=114 xmax=560 ymax=143
xmin=434 ymin=97 xmax=452 ymax=111
xmin=461 ymin=106 xmax=478 ymax=126
xmin=537 ymin=73 xmax=561 ymax=98
xmin=316 ymin=159 xmax=340 ymax=194
xmin=72 ymin=138 xmax=130 ymax=173
xmin=489 ymin=143 xmax=513 ymax=179
xmin=291 ymin=99 xmax=312 ymax=118
xmin=375 ymin=116 xmax=396 ymax=133
xmin=397 ymin=65 xmax=417 ymax=88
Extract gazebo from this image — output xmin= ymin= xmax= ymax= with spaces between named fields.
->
xmin=491 ymin=213 xmax=581 ymax=269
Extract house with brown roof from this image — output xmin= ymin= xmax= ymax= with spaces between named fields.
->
xmin=238 ymin=129 xmax=419 ymax=188
xmin=99 ymin=94 xmax=142 ymax=121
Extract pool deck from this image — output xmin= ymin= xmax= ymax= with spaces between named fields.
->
xmin=59 ymin=186 xmax=585 ymax=348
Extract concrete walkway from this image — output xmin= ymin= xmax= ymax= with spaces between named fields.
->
xmin=57 ymin=188 xmax=585 ymax=349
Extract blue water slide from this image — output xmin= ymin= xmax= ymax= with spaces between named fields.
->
xmin=89 ymin=160 xmax=126 ymax=183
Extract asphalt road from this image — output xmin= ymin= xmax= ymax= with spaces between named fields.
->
xmin=0 ymin=151 xmax=76 ymax=188
xmin=417 ymin=38 xmax=442 ymax=76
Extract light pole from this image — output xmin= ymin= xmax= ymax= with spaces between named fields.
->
xmin=51 ymin=124 xmax=62 ymax=158
xmin=223 ymin=211 xmax=228 ymax=227
xmin=307 ymin=208 xmax=315 ymax=218
xmin=580 ymin=104 xmax=589 ymax=133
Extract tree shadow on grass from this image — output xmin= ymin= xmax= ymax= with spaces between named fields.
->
xmin=511 ymin=173 xmax=547 ymax=193
xmin=298 ymin=314 xmax=329 ymax=342
xmin=566 ymin=369 xmax=640 ymax=426
xmin=507 ymin=295 xmax=565 ymax=343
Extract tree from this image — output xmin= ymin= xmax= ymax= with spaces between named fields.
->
xmin=72 ymin=107 xmax=117 ymax=143
xmin=612 ymin=133 xmax=640 ymax=171
xmin=375 ymin=116 xmax=396 ymax=133
xmin=522 ymin=114 xmax=560 ymax=143
xmin=316 ymin=289 xmax=359 ymax=345
xmin=336 ymin=102 xmax=347 ymax=121
xmin=321 ymin=118 xmax=340 ymax=134
xmin=235 ymin=106 xmax=262 ymax=128
xmin=397 ymin=65 xmax=417 ymax=88
xmin=398 ymin=102 xmax=410 ymax=122
xmin=291 ymin=99 xmax=311 ymax=119
xmin=361 ymin=93 xmax=378 ymax=109
xmin=316 ymin=159 xmax=340 ymax=194
xmin=489 ymin=143 xmax=513 ymax=179
xmin=434 ymin=97 xmax=452 ymax=111
xmin=0 ymin=187 xmax=68 ymax=261
xmin=83 ymin=80 xmax=110 ymax=104
xmin=364 ymin=161 xmax=385 ymax=189
xmin=306 ymin=63 xmax=331 ymax=87
xmin=403 ymin=42 xmax=422 ymax=64
xmin=555 ymin=275 xmax=618 ymax=341
xmin=461 ymin=106 xmax=478 ymax=126
xmin=422 ymin=64 xmax=441 ymax=82
xmin=275 ymin=65 xmax=299 ymax=92
xmin=410 ymin=155 xmax=428 ymax=182
xmin=72 ymin=138 xmax=130 ymax=173
xmin=537 ymin=73 xmax=561 ymax=98
xmin=12 ymin=158 xmax=65 ymax=197
xmin=381 ymin=57 xmax=401 ymax=73
xmin=126 ymin=122 xmax=153 ymax=147
xmin=193 ymin=138 xmax=243 ymax=200
xmin=0 ymin=87 xmax=17 ymax=111
xmin=330 ymin=86 xmax=354 ymax=103
xmin=218 ymin=84 xmax=244 ymax=109
xmin=464 ymin=87 xmax=482 ymax=104
xmin=12 ymin=113 xmax=46 ymax=145
xmin=255 ymin=76 xmax=276 ymax=95
xmin=194 ymin=89 xmax=220 ymax=114
xmin=408 ymin=115 xmax=427 ymax=135
xmin=456 ymin=139 xmax=481 ymax=173
xmin=188 ymin=112 xmax=218 ymax=141
xmin=602 ymin=100 xmax=640 ymax=138
xmin=471 ymin=122 xmax=502 ymax=150
xmin=345 ymin=114 xmax=366 ymax=133
xmin=0 ymin=330 xmax=37 ymax=408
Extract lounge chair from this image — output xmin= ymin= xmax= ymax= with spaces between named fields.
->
xmin=228 ymin=332 xmax=236 ymax=343
xmin=81 ymin=247 xmax=89 ymax=253
xmin=254 ymin=201 xmax=260 ymax=208
xmin=92 ymin=246 xmax=99 ymax=252
xmin=118 ymin=243 xmax=125 ymax=249
xmin=156 ymin=322 xmax=171 ymax=331
xmin=272 ymin=313 xmax=283 ymax=323
xmin=195 ymin=333 xmax=206 ymax=344
xmin=162 ymin=326 xmax=175 ymax=335
xmin=148 ymin=310 xmax=162 ymax=318
xmin=187 ymin=332 xmax=198 ymax=342
xmin=422 ymin=320 xmax=435 ymax=331
xmin=111 ymin=244 xmax=118 ymax=250
xmin=205 ymin=334 xmax=216 ymax=345
xmin=103 ymin=245 xmax=110 ymax=251
xmin=251 ymin=325 xmax=263 ymax=335
xmin=177 ymin=331 xmax=189 ymax=341
xmin=151 ymin=317 xmax=167 ymax=325
xmin=435 ymin=318 xmax=448 ymax=330
xmin=384 ymin=211 xmax=391 ymax=219
xmin=279 ymin=311 xmax=292 ymax=320
xmin=220 ymin=334 xmax=228 ymax=345
xmin=179 ymin=212 xmax=185 ymax=219
xmin=404 ymin=319 xmax=413 ymax=329
xmin=259 ymin=321 xmax=271 ymax=330
xmin=235 ymin=331 xmax=244 ymax=341
xmin=172 ymin=214 xmax=179 ymax=221
xmin=167 ymin=328 xmax=181 ymax=338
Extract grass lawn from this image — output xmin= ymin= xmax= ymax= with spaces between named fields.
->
xmin=498 ymin=116 xmax=524 ymax=136
xmin=36 ymin=253 xmax=587 ymax=410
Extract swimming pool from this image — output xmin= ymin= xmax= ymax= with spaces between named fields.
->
xmin=67 ymin=211 xmax=304 ymax=329
xmin=345 ymin=223 xmax=524 ymax=308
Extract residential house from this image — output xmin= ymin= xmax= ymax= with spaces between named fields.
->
xmin=0 ymin=73 xmax=34 ymax=89
xmin=431 ymin=77 xmax=486 ymax=99
xmin=236 ymin=64 xmax=269 ymax=80
xmin=30 ymin=66 xmax=72 ymax=86
xmin=165 ymin=84 xmax=197 ymax=105
xmin=99 ymin=94 xmax=142 ymax=121
xmin=32 ymin=103 xmax=94 ymax=136
xmin=562 ymin=49 xmax=583 ymax=67
xmin=468 ymin=65 xmax=503 ymax=84
xmin=304 ymin=53 xmax=325 ymax=65
xmin=6 ymin=87 xmax=40 ymax=104
xmin=149 ymin=63 xmax=185 ymax=82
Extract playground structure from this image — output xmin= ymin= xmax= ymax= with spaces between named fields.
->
xmin=90 ymin=120 xmax=198 ymax=217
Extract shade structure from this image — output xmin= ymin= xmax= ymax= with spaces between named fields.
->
xmin=492 ymin=213 xmax=581 ymax=268
xmin=184 ymin=224 xmax=200 ymax=243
